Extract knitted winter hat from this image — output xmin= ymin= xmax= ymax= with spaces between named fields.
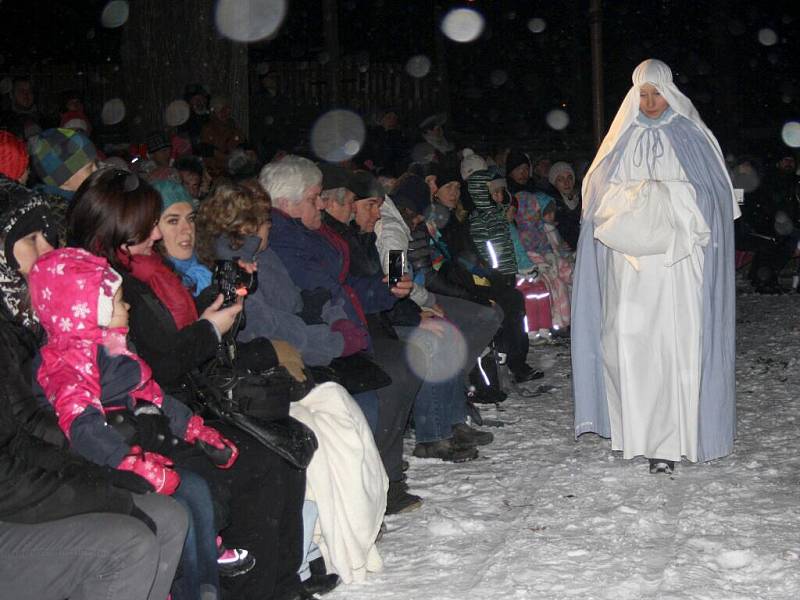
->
xmin=548 ymin=161 xmax=575 ymax=186
xmin=505 ymin=149 xmax=530 ymax=176
xmin=59 ymin=110 xmax=90 ymax=132
xmin=28 ymin=128 xmax=97 ymax=188
xmin=0 ymin=131 xmax=29 ymax=181
xmin=152 ymin=179 xmax=195 ymax=212
xmin=460 ymin=148 xmax=487 ymax=181
xmin=392 ymin=173 xmax=431 ymax=215
xmin=433 ymin=158 xmax=461 ymax=187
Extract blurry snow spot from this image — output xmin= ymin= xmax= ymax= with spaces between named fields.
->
xmin=527 ymin=18 xmax=547 ymax=34
xmin=758 ymin=28 xmax=778 ymax=46
xmin=405 ymin=55 xmax=432 ymax=79
xmin=441 ymin=8 xmax=485 ymax=43
xmin=715 ymin=550 xmax=755 ymax=570
xmin=0 ymin=77 xmax=12 ymax=95
xmin=343 ymin=140 xmax=360 ymax=155
xmin=256 ymin=62 xmax=270 ymax=75
xmin=506 ymin=11 xmax=516 ymax=20
xmin=697 ymin=61 xmax=710 ymax=75
xmin=164 ymin=100 xmax=190 ymax=127
xmin=490 ymin=69 xmax=508 ymax=87
xmin=774 ymin=211 xmax=794 ymax=236
xmin=781 ymin=95 xmax=793 ymax=104
xmin=782 ymin=121 xmax=800 ymax=148
xmin=358 ymin=64 xmax=369 ymax=73
xmin=101 ymin=98 xmax=126 ymax=125
xmin=677 ymin=73 xmax=689 ymax=85
xmin=317 ymin=51 xmax=330 ymax=65
xmin=310 ymin=109 xmax=365 ymax=163
xmin=403 ymin=320 xmax=467 ymax=384
xmin=86 ymin=29 xmax=96 ymax=40
xmin=546 ymin=109 xmax=570 ymax=131
xmin=101 ymin=0 xmax=129 ymax=29
xmin=215 ymin=0 xmax=287 ymax=43
xmin=264 ymin=116 xmax=274 ymax=125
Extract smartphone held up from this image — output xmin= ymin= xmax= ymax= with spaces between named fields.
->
xmin=388 ymin=249 xmax=405 ymax=287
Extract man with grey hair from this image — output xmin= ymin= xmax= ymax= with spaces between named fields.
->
xmin=260 ymin=155 xmax=326 ymax=230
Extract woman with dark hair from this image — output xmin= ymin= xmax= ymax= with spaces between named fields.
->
xmin=0 ymin=172 xmax=188 ymax=600
xmin=68 ymin=168 xmax=307 ymax=600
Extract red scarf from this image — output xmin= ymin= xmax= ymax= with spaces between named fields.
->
xmin=318 ymin=223 xmax=368 ymax=326
xmin=116 ymin=250 xmax=199 ymax=330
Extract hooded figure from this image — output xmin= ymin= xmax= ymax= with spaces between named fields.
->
xmin=0 ymin=175 xmax=58 ymax=332
xmin=466 ymin=169 xmax=518 ymax=276
xmin=29 ymin=249 xmax=169 ymax=462
xmin=571 ymin=59 xmax=738 ymax=470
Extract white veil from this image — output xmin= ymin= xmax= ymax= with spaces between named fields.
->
xmin=583 ymin=58 xmax=739 ymax=218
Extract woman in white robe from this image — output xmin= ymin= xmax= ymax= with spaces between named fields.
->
xmin=572 ymin=59 xmax=739 ymax=474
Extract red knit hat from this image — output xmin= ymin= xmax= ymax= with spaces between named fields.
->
xmin=0 ymin=131 xmax=29 ymax=181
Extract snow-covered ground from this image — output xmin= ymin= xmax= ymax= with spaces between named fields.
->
xmin=330 ymin=291 xmax=800 ymax=600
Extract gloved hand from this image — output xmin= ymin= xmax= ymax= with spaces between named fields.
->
xmin=331 ymin=319 xmax=369 ymax=357
xmin=117 ymin=446 xmax=180 ymax=495
xmin=271 ymin=339 xmax=307 ymax=382
xmin=184 ymin=415 xmax=239 ymax=469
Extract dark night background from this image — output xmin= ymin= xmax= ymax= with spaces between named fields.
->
xmin=1 ymin=0 xmax=798 ymax=160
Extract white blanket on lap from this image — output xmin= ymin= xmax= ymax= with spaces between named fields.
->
xmin=290 ymin=382 xmax=388 ymax=584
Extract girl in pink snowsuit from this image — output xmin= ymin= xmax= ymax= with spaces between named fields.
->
xmin=29 ymin=247 xmax=242 ymax=599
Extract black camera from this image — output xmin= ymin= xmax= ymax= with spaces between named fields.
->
xmin=213 ymin=260 xmax=259 ymax=307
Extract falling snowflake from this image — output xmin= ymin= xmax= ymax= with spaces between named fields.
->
xmin=71 ymin=302 xmax=91 ymax=319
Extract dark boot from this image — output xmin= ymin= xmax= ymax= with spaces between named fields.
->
xmin=648 ymin=459 xmax=675 ymax=474
xmin=386 ymin=480 xmax=423 ymax=515
xmin=303 ymin=556 xmax=340 ymax=596
xmin=452 ymin=422 xmax=494 ymax=446
xmin=511 ymin=364 xmax=544 ymax=383
xmin=412 ymin=439 xmax=478 ymax=462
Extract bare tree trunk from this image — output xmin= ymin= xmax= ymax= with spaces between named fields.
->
xmin=121 ymin=0 xmax=248 ymax=140
xmin=322 ymin=0 xmax=340 ymax=105
xmin=589 ymin=0 xmax=604 ymax=148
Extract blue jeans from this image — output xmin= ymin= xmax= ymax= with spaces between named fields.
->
xmin=172 ymin=468 xmax=220 ymax=600
xmin=352 ymin=390 xmax=380 ymax=433
xmin=298 ymin=500 xmax=323 ymax=582
xmin=395 ymin=323 xmax=467 ymax=443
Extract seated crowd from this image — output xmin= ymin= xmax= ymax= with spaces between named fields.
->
xmin=0 ymin=95 xmax=584 ymax=600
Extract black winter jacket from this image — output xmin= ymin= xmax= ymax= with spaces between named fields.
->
xmin=0 ymin=314 xmax=133 ymax=523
